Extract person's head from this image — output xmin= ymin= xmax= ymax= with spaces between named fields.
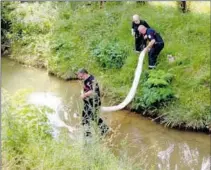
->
xmin=132 ymin=14 xmax=140 ymax=24
xmin=76 ymin=68 xmax=89 ymax=80
xmin=138 ymin=25 xmax=147 ymax=35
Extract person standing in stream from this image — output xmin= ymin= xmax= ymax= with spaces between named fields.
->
xmin=76 ymin=68 xmax=109 ymax=137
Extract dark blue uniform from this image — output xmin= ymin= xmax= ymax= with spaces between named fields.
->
xmin=132 ymin=20 xmax=150 ymax=51
xmin=145 ymin=28 xmax=164 ymax=68
xmin=82 ymin=75 xmax=108 ymax=136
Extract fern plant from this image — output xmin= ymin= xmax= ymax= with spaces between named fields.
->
xmin=133 ymin=70 xmax=174 ymax=109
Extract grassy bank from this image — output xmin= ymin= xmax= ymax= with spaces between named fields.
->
xmin=2 ymin=1 xmax=210 ymax=130
xmin=2 ymin=89 xmax=144 ymax=169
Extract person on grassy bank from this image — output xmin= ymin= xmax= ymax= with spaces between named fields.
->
xmin=76 ymin=68 xmax=109 ymax=137
xmin=131 ymin=14 xmax=150 ymax=52
xmin=138 ymin=25 xmax=164 ymax=69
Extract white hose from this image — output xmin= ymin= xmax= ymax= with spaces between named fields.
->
xmin=100 ymin=49 xmax=147 ymax=112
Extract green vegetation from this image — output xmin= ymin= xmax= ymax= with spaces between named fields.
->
xmin=133 ymin=70 xmax=174 ymax=109
xmin=2 ymin=1 xmax=210 ymax=130
xmin=92 ymin=40 xmax=128 ymax=69
xmin=1 ymin=2 xmax=14 ymax=53
xmin=2 ymin=89 xmax=142 ymax=169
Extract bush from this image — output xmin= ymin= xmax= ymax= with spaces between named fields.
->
xmin=133 ymin=70 xmax=174 ymax=109
xmin=1 ymin=2 xmax=17 ymax=53
xmin=92 ymin=40 xmax=128 ymax=69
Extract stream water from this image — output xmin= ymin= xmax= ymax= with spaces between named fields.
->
xmin=1 ymin=57 xmax=210 ymax=170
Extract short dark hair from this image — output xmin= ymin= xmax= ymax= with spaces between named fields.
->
xmin=76 ymin=68 xmax=88 ymax=74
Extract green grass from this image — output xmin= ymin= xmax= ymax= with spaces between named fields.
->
xmin=2 ymin=89 xmax=144 ymax=170
xmin=3 ymin=1 xmax=210 ymax=129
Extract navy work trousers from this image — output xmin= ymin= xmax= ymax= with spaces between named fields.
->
xmin=148 ymin=43 xmax=164 ymax=68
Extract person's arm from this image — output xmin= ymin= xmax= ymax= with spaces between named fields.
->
xmin=81 ymin=90 xmax=93 ymax=99
xmin=131 ymin=22 xmax=135 ymax=36
xmin=131 ymin=29 xmax=135 ymax=36
xmin=81 ymin=78 xmax=96 ymax=99
xmin=145 ymin=29 xmax=156 ymax=50
xmin=144 ymin=34 xmax=147 ymax=39
xmin=145 ymin=39 xmax=155 ymax=50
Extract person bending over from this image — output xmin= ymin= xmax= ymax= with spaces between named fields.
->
xmin=138 ymin=25 xmax=164 ymax=69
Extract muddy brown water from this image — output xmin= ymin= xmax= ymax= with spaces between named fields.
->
xmin=2 ymin=57 xmax=210 ymax=170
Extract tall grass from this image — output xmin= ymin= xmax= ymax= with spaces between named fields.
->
xmin=2 ymin=89 xmax=144 ymax=170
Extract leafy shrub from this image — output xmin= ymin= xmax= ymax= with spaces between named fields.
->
xmin=1 ymin=2 xmax=17 ymax=53
xmin=4 ymin=2 xmax=56 ymax=63
xmin=133 ymin=70 xmax=174 ymax=109
xmin=92 ymin=40 xmax=128 ymax=69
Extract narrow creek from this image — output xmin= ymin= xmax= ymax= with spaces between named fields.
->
xmin=2 ymin=57 xmax=210 ymax=170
